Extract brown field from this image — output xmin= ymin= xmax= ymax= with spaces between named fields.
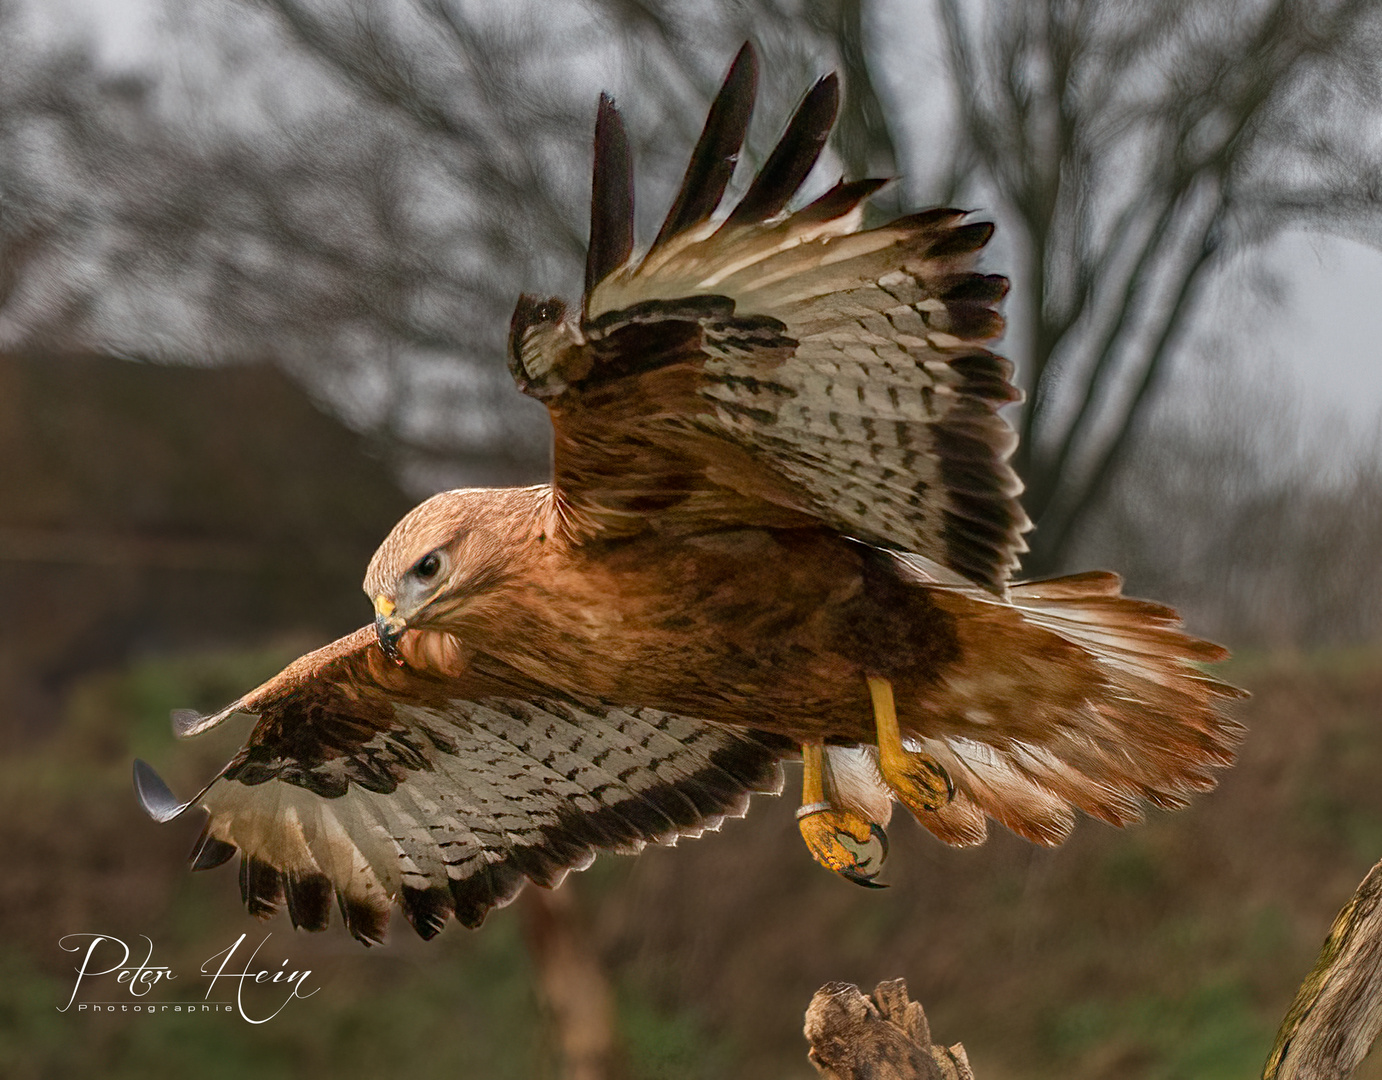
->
xmin=3 ymin=644 xmax=1380 ymax=1079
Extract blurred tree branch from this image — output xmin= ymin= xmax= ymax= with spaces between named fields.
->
xmin=935 ymin=0 xmax=1382 ymax=570
xmin=806 ymin=866 xmax=1382 ymax=1080
xmin=1067 ymin=355 xmax=1382 ymax=648
xmin=520 ymin=886 xmax=627 ymax=1080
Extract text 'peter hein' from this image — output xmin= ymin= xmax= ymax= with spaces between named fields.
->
xmin=58 ymin=932 xmax=319 ymax=1023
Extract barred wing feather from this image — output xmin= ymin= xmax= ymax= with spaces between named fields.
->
xmin=135 ymin=628 xmax=788 ymax=944
xmin=510 ymin=44 xmax=1027 ymax=590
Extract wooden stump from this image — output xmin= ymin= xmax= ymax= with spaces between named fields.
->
xmin=801 ymin=860 xmax=1382 ymax=1080
xmin=1264 ymin=858 xmax=1382 ymax=1080
xmin=804 ymin=978 xmax=974 ymax=1080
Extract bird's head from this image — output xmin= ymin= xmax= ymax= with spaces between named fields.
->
xmin=363 ymin=486 xmax=549 ymax=662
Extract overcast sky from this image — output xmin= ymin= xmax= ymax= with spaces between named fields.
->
xmin=1266 ymin=234 xmax=1382 ymax=433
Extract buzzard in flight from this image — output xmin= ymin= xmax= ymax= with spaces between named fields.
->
xmin=135 ymin=45 xmax=1243 ymax=944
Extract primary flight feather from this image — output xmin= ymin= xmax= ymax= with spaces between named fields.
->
xmin=135 ymin=43 xmax=1243 ymax=943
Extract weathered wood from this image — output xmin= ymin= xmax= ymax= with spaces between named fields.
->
xmin=1265 ymin=858 xmax=1382 ymax=1080
xmin=804 ymin=978 xmax=974 ymax=1080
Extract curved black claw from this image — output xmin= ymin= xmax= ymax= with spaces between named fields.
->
xmin=799 ymin=809 xmax=890 ymax=888
xmin=841 ymin=869 xmax=890 ymax=889
xmin=873 ymin=820 xmax=890 ymax=862
xmin=837 ymin=823 xmax=890 ymax=889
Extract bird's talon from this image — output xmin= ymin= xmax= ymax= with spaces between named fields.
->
xmin=842 ymin=868 xmax=890 ymax=890
xmin=798 ymin=808 xmax=888 ymax=886
xmin=867 ymin=675 xmax=954 ymax=816
xmin=883 ymin=752 xmax=954 ymax=815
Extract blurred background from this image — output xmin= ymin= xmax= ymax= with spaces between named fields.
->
xmin=2 ymin=0 xmax=1381 ymax=1077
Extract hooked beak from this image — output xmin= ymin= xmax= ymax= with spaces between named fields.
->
xmin=373 ymin=595 xmax=406 ymax=664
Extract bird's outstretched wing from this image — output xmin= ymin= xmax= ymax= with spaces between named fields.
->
xmin=509 ymin=44 xmax=1025 ymax=591
xmin=134 ymin=627 xmax=789 ymax=944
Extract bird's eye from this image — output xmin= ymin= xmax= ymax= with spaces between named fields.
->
xmin=413 ymin=552 xmax=442 ymax=579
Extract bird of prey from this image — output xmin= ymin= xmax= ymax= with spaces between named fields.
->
xmin=135 ymin=44 xmax=1243 ymax=944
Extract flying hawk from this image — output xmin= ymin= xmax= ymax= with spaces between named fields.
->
xmin=135 ymin=44 xmax=1243 ymax=944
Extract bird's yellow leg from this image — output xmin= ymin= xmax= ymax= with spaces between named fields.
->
xmin=868 ymin=675 xmax=954 ymax=815
xmin=796 ymin=742 xmax=888 ymax=888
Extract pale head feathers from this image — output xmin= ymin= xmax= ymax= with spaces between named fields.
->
xmin=363 ymin=485 xmax=555 ymax=627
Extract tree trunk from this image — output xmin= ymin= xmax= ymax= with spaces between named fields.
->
xmin=519 ymin=884 xmax=627 ymax=1080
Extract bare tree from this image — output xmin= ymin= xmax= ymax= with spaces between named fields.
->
xmin=171 ymin=0 xmax=1382 ymax=565
xmin=1069 ymin=363 xmax=1382 ymax=647
xmin=1 ymin=0 xmax=872 ymax=489
xmin=933 ymin=0 xmax=1382 ymax=570
xmin=223 ymin=0 xmax=853 ymax=482
xmin=6 ymin=0 xmax=1382 ymax=564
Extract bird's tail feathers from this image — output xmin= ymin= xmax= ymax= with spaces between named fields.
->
xmin=890 ymin=567 xmax=1245 ymax=848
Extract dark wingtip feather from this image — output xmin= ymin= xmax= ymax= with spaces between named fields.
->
xmin=727 ymin=72 xmax=840 ymax=226
xmin=239 ymin=857 xmax=285 ymax=919
xmin=940 ymin=302 xmax=1005 ymax=341
xmin=584 ymin=93 xmax=634 ymax=302
xmin=927 ymin=221 xmax=995 ymax=260
xmin=189 ymin=828 xmax=237 ymax=871
xmin=450 ymin=863 xmax=527 ymax=930
xmin=652 ymin=42 xmax=759 ymax=249
xmin=903 ymin=206 xmax=969 ymax=231
xmin=790 ymin=177 xmax=889 ymax=226
xmin=450 ymin=877 xmax=490 ymax=930
xmin=950 ymin=352 xmax=1022 ymax=405
xmin=942 ymin=273 xmax=1009 ymax=304
xmin=337 ymin=891 xmax=390 ymax=946
xmin=285 ymin=873 xmax=333 ymax=932
xmin=402 ymin=885 xmax=455 ymax=940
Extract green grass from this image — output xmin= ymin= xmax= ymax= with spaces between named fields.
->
xmin=620 ymin=993 xmax=737 ymax=1080
xmin=1042 ymin=979 xmax=1273 ymax=1080
xmin=7 ymin=642 xmax=1382 ymax=1078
